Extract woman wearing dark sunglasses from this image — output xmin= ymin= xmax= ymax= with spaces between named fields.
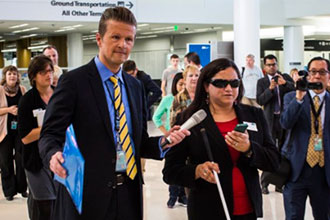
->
xmin=163 ymin=58 xmax=280 ymax=220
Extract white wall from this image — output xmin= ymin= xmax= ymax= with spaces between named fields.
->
xmin=81 ymin=32 xmax=219 ymax=79
xmin=83 ymin=43 xmax=98 ymax=64
xmin=284 ymin=0 xmax=330 ymax=19
xmin=136 ymin=0 xmax=233 ymax=24
xmin=132 ymin=36 xmax=170 ymax=51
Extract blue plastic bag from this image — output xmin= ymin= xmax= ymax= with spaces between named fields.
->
xmin=54 ymin=125 xmax=85 ymax=214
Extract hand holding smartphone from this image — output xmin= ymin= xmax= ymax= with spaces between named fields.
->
xmin=234 ymin=123 xmax=248 ymax=133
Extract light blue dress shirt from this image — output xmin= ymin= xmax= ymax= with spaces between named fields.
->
xmin=94 ymin=56 xmax=135 ymax=153
xmin=94 ymin=56 xmax=168 ymax=158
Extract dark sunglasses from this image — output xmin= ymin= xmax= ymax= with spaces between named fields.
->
xmin=209 ymin=79 xmax=240 ymax=88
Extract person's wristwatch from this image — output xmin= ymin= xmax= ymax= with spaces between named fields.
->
xmin=243 ymin=147 xmax=253 ymax=158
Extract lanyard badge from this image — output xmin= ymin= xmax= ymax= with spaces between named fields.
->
xmin=11 ymin=120 xmax=17 ymax=130
xmin=115 ymin=111 xmax=127 ymax=172
xmin=314 ymin=135 xmax=323 ymax=151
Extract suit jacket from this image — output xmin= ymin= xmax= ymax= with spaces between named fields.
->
xmin=163 ymin=104 xmax=280 ymax=219
xmin=136 ymin=70 xmax=161 ymax=108
xmin=39 ymin=59 xmax=162 ymax=220
xmin=256 ymin=73 xmax=295 ymax=129
xmin=280 ymin=91 xmax=330 ymax=187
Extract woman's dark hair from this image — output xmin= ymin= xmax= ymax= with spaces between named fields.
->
xmin=28 ymin=55 xmax=54 ymax=86
xmin=1 ymin=65 xmax=20 ymax=85
xmin=171 ymin=72 xmax=183 ymax=96
xmin=181 ymin=58 xmax=244 ymax=121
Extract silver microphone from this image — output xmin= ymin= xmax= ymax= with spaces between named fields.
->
xmin=161 ymin=109 xmax=207 ymax=148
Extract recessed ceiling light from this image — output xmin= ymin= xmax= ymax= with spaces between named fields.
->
xmin=1 ymin=48 xmax=16 ymax=52
xmin=181 ymin=31 xmax=195 ymax=34
xmin=9 ymin=23 xmax=29 ymax=29
xmin=141 ymin=31 xmax=155 ymax=35
xmin=28 ymin=45 xmax=49 ymax=50
xmin=20 ymin=34 xmax=38 ymax=38
xmin=141 ymin=29 xmax=174 ymax=35
xmin=137 ymin=24 xmax=149 ymax=27
xmin=194 ymin=28 xmax=212 ymax=32
xmin=12 ymin=27 xmax=39 ymax=33
xmin=151 ymin=26 xmax=173 ymax=31
xmin=54 ymin=28 xmax=75 ymax=33
xmin=136 ymin=35 xmax=157 ymax=39
xmin=305 ymin=38 xmax=316 ymax=40
xmin=61 ymin=26 xmax=73 ymax=29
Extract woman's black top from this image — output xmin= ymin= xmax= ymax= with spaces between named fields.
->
xmin=6 ymin=89 xmax=22 ymax=135
xmin=18 ymin=87 xmax=47 ymax=172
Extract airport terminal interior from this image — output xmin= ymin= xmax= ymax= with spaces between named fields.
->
xmin=0 ymin=122 xmax=314 ymax=220
xmin=0 ymin=0 xmax=329 ymax=219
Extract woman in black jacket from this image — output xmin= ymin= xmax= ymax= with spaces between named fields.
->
xmin=18 ymin=55 xmax=56 ymax=220
xmin=163 ymin=58 xmax=280 ymax=220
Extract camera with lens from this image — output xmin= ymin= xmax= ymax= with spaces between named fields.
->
xmin=296 ymin=70 xmax=323 ymax=91
xmin=272 ymin=75 xmax=279 ymax=83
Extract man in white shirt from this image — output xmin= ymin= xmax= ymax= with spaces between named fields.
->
xmin=241 ymin=54 xmax=263 ymax=107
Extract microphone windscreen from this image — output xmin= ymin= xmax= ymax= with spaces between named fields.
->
xmin=180 ymin=109 xmax=207 ymax=130
xmin=191 ymin=109 xmax=207 ymax=124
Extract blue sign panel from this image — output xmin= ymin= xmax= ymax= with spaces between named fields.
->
xmin=187 ymin=43 xmax=211 ymax=67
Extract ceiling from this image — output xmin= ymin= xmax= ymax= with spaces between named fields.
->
xmin=0 ymin=20 xmax=231 ymax=44
xmin=1 ymin=17 xmax=330 ymax=48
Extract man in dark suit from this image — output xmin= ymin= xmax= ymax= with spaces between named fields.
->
xmin=256 ymin=54 xmax=295 ymax=194
xmin=280 ymin=57 xmax=330 ymax=219
xmin=38 ymin=7 xmax=189 ymax=220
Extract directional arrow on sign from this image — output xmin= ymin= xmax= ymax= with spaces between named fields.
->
xmin=126 ymin=1 xmax=133 ymax=9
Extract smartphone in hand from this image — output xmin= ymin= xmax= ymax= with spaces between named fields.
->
xmin=234 ymin=123 xmax=248 ymax=133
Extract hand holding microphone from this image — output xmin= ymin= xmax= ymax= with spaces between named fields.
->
xmin=161 ymin=109 xmax=207 ymax=149
xmin=161 ymin=126 xmax=190 ymax=149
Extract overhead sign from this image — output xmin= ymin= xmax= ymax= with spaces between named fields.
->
xmin=0 ymin=0 xmax=136 ymax=22
xmin=53 ymin=0 xmax=134 ymax=17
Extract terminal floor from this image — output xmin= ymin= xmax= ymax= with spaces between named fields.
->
xmin=0 ymin=121 xmax=313 ymax=220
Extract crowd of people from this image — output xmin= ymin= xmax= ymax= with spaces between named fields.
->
xmin=0 ymin=6 xmax=329 ymax=220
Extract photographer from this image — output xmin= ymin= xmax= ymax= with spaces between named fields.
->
xmin=280 ymin=57 xmax=330 ymax=219
xmin=256 ymin=54 xmax=295 ymax=194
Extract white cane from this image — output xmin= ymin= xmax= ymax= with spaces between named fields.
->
xmin=212 ymin=168 xmax=231 ymax=220
xmin=201 ymin=128 xmax=231 ymax=220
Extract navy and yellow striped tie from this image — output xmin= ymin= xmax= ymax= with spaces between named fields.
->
xmin=110 ymin=76 xmax=137 ymax=179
